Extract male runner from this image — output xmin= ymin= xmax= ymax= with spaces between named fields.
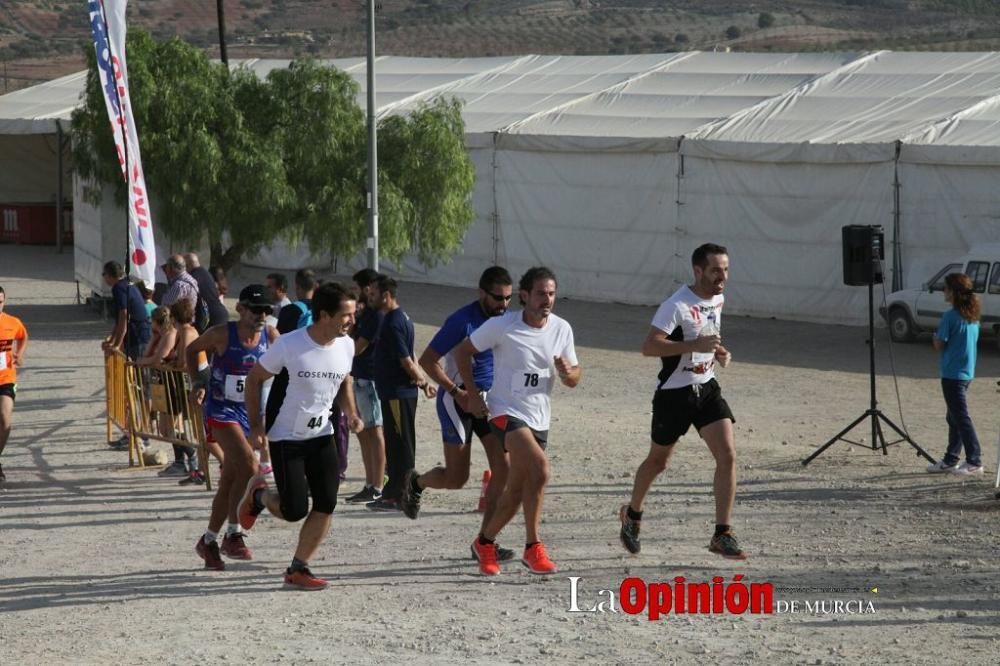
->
xmin=0 ymin=286 xmax=28 ymax=484
xmin=187 ymin=285 xmax=278 ymax=570
xmin=460 ymin=267 xmax=580 ymax=576
xmin=618 ymin=243 xmax=745 ymax=560
xmin=400 ymin=267 xmax=515 ymax=559
xmin=239 ymin=283 xmax=363 ymax=590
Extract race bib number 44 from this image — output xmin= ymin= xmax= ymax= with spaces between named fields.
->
xmin=293 ymin=411 xmax=326 ymax=438
xmin=511 ymin=367 xmax=551 ymax=394
xmin=224 ymin=375 xmax=246 ymax=402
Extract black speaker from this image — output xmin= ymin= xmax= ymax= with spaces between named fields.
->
xmin=842 ymin=225 xmax=884 ymax=286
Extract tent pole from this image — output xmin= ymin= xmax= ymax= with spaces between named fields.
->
xmin=491 ymin=132 xmax=499 ymax=265
xmin=56 ymin=121 xmax=64 ymax=254
xmin=892 ymin=140 xmax=902 ymax=291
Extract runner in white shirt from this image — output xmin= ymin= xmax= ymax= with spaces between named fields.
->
xmin=239 ymin=283 xmax=364 ymax=591
xmin=458 ymin=267 xmax=581 ymax=576
xmin=619 ymin=243 xmax=746 ymax=561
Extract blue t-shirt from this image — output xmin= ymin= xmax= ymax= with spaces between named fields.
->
xmin=429 ymin=301 xmax=494 ymax=391
xmin=112 ymin=278 xmax=151 ymax=346
xmin=351 ymin=307 xmax=384 ymax=380
xmin=373 ymin=307 xmax=417 ymax=400
xmin=936 ymin=308 xmax=979 ymax=381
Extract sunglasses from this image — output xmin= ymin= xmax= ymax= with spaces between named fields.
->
xmin=486 ymin=292 xmax=512 ymax=302
xmin=248 ymin=305 xmax=273 ymax=315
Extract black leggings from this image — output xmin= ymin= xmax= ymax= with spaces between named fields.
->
xmin=269 ymin=435 xmax=340 ymax=521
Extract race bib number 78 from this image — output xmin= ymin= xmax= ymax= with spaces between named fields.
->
xmin=511 ymin=367 xmax=551 ymax=394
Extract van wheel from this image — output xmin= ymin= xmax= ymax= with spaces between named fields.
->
xmin=888 ymin=307 xmax=916 ymax=343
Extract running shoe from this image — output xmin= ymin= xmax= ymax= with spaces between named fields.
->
xmin=157 ymin=461 xmax=188 ymax=477
xmin=284 ymin=567 xmax=329 ymax=591
xmin=400 ymin=469 xmax=422 ymax=520
xmin=708 ymin=530 xmax=748 ymax=560
xmin=238 ymin=477 xmax=267 ymax=530
xmin=521 ymin=542 xmax=557 ymax=574
xmin=345 ymin=486 xmax=380 ymax=504
xmin=365 ymin=497 xmax=400 ymax=512
xmin=179 ymin=470 xmax=206 ymax=486
xmin=221 ymin=532 xmax=253 ymax=560
xmin=927 ymin=459 xmax=960 ymax=473
xmin=952 ymin=462 xmax=985 ymax=475
xmin=109 ymin=435 xmax=130 ymax=451
xmin=469 ymin=544 xmax=514 ymax=562
xmin=471 ymin=538 xmax=500 ymax=576
xmin=619 ymin=504 xmax=641 ymax=555
xmin=195 ymin=537 xmax=225 ymax=571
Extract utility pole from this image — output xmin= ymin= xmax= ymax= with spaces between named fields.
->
xmin=216 ymin=0 xmax=229 ymax=67
xmin=366 ymin=0 xmax=379 ymax=270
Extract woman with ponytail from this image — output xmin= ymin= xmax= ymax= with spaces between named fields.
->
xmin=927 ymin=273 xmax=984 ymax=475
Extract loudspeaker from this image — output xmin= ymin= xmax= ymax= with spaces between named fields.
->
xmin=842 ymin=225 xmax=884 ymax=286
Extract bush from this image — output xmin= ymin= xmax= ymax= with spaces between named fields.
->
xmin=674 ymin=32 xmax=689 ymax=44
xmin=758 ymin=12 xmax=775 ymax=29
xmin=725 ymin=25 xmax=741 ymax=40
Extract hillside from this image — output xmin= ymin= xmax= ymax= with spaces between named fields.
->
xmin=3 ymin=1 xmax=1000 ymax=92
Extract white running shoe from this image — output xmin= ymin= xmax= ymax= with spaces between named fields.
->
xmin=951 ymin=462 xmax=984 ymax=475
xmin=927 ymin=459 xmax=959 ymax=473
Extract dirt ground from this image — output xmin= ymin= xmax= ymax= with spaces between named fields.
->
xmin=1 ymin=245 xmax=998 ymax=665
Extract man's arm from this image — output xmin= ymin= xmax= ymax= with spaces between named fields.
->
xmin=641 ymin=326 xmax=719 ymax=358
xmin=355 ymin=337 xmax=371 ymax=357
xmin=107 ymin=310 xmax=128 ymax=349
xmin=554 ymin=356 xmax=581 ymax=388
xmin=400 ymin=355 xmax=435 ymax=398
xmin=13 ymin=325 xmax=27 ymax=366
xmin=455 ymin=338 xmax=487 ymax=416
xmin=184 ymin=325 xmax=227 ymax=403
xmin=336 ymin=375 xmax=364 ymax=434
xmin=245 ymin=363 xmax=277 ymax=450
xmin=418 ymin=346 xmax=456 ymax=392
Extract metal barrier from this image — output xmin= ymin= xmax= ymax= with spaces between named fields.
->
xmin=104 ymin=350 xmax=212 ymax=490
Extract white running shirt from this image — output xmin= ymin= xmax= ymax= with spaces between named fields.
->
xmin=258 ymin=327 xmax=354 ymax=442
xmin=469 ymin=310 xmax=577 ymax=431
xmin=651 ymin=285 xmax=724 ymax=391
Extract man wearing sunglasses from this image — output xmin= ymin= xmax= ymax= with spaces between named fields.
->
xmin=400 ymin=267 xmax=515 ymax=557
xmin=187 ymin=284 xmax=278 ymax=570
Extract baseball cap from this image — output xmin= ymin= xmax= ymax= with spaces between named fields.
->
xmin=238 ymin=284 xmax=273 ymax=308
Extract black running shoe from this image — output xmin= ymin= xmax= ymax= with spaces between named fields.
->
xmin=179 ymin=470 xmax=206 ymax=486
xmin=346 ymin=486 xmax=380 ymax=504
xmin=619 ymin=504 xmax=641 ymax=555
xmin=470 ymin=544 xmax=515 ymax=562
xmin=400 ymin=469 xmax=422 ymax=520
xmin=708 ymin=530 xmax=747 ymax=560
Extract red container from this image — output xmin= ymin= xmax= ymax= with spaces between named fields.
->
xmin=0 ymin=205 xmax=61 ymax=245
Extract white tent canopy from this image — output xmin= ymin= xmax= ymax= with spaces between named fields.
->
xmin=5 ymin=52 xmax=1000 ymax=323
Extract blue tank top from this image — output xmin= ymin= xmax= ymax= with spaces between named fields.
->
xmin=207 ymin=322 xmax=269 ymax=412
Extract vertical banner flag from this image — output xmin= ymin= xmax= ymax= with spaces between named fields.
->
xmin=87 ymin=0 xmax=156 ymax=285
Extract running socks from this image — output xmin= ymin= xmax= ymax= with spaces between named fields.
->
xmin=626 ymin=506 xmax=643 ymax=522
xmin=525 ymin=541 xmax=539 ymax=550
xmin=289 ymin=557 xmax=309 ymax=573
xmin=225 ymin=522 xmax=242 ymax=535
xmin=478 ymin=533 xmax=495 ymax=546
xmin=714 ymin=524 xmax=731 ymax=537
xmin=203 ymin=529 xmax=219 ymax=544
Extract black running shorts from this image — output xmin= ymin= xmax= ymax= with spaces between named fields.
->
xmin=269 ymin=434 xmax=340 ymax=520
xmin=489 ymin=414 xmax=548 ymax=451
xmin=651 ymin=378 xmax=734 ymax=446
xmin=0 ymin=383 xmax=15 ymax=402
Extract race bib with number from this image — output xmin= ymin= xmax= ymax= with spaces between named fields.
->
xmin=293 ymin=410 xmax=326 ymax=438
xmin=0 ymin=352 xmax=7 ymax=371
xmin=224 ymin=375 xmax=246 ymax=402
xmin=511 ymin=367 xmax=551 ymax=394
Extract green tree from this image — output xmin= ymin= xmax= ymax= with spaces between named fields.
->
xmin=725 ymin=25 xmax=742 ymax=40
xmin=758 ymin=12 xmax=775 ymax=29
xmin=72 ymin=30 xmax=476 ymax=272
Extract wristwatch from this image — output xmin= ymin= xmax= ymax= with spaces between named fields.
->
xmin=448 ymin=384 xmax=460 ymax=396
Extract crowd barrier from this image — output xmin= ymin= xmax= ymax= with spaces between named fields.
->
xmin=104 ymin=350 xmax=213 ymax=490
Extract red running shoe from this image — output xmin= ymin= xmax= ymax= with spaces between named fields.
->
xmin=470 ymin=537 xmax=500 ymax=576
xmin=283 ymin=567 xmax=329 ymax=591
xmin=238 ymin=476 xmax=267 ymax=530
xmin=195 ymin=537 xmax=225 ymax=571
xmin=220 ymin=532 xmax=253 ymax=560
xmin=521 ymin=542 xmax=557 ymax=574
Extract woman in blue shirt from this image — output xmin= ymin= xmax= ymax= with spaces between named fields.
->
xmin=927 ymin=273 xmax=984 ymax=475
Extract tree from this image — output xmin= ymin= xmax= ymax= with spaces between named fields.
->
xmin=758 ymin=12 xmax=775 ymax=29
xmin=725 ymin=25 xmax=742 ymax=40
xmin=72 ymin=30 xmax=476 ymax=272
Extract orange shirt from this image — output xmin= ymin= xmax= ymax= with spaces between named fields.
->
xmin=0 ymin=312 xmax=27 ymax=385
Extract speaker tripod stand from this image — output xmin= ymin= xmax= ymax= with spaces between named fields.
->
xmin=803 ymin=280 xmax=935 ymax=466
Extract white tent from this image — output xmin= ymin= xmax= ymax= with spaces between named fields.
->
xmin=4 ymin=53 xmax=1000 ymax=323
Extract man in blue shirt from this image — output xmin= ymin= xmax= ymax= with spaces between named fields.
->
xmin=366 ymin=276 xmax=434 ymax=511
xmin=345 ymin=268 xmax=387 ymax=504
xmin=398 ymin=268 xmax=516 ymax=555
xmin=101 ymin=260 xmax=151 ymax=361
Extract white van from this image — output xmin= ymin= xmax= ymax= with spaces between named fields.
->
xmin=880 ymin=243 xmax=1000 ymax=343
